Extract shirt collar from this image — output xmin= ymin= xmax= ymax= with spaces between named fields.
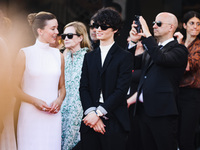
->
xmin=158 ymin=38 xmax=174 ymax=47
xmin=100 ymin=42 xmax=115 ymax=52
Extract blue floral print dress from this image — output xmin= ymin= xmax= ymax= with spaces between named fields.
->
xmin=61 ymin=47 xmax=88 ymax=150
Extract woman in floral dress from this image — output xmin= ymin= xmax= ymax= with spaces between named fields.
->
xmin=61 ymin=21 xmax=91 ymax=150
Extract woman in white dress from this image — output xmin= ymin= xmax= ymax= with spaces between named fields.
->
xmin=14 ymin=11 xmax=66 ymax=150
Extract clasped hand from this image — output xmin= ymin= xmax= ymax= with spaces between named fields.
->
xmin=83 ymin=112 xmax=106 ymax=134
xmin=34 ymin=98 xmax=62 ymax=114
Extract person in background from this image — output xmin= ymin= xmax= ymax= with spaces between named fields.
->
xmin=174 ymin=10 xmax=200 ymax=150
xmin=126 ymin=34 xmax=143 ymax=150
xmin=14 ymin=11 xmax=66 ymax=150
xmin=79 ymin=7 xmax=133 ymax=150
xmin=89 ymin=14 xmax=99 ymax=50
xmin=0 ymin=10 xmax=17 ymax=150
xmin=129 ymin=12 xmax=188 ymax=150
xmin=61 ymin=21 xmax=91 ymax=150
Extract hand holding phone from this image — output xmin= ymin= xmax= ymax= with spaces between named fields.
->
xmin=134 ymin=15 xmax=141 ymax=33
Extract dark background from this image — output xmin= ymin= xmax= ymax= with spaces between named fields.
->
xmin=0 ymin=0 xmax=199 ymax=48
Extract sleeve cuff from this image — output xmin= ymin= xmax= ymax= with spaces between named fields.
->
xmin=96 ymin=106 xmax=108 ymax=116
xmin=84 ymin=107 xmax=96 ymax=115
xmin=128 ymin=41 xmax=137 ymax=49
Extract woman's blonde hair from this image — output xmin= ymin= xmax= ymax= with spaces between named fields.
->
xmin=64 ymin=21 xmax=92 ymax=51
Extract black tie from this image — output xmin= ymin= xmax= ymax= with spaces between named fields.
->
xmin=159 ymin=45 xmax=163 ymax=49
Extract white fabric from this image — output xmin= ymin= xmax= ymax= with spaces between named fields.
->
xmin=17 ymin=39 xmax=62 ymax=150
xmin=100 ymin=42 xmax=114 ymax=66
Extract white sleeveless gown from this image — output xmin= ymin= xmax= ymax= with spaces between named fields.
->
xmin=17 ymin=39 xmax=62 ymax=150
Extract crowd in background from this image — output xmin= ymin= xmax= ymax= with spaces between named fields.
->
xmin=0 ymin=2 xmax=200 ymax=150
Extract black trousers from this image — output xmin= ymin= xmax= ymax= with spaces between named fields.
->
xmin=136 ymin=102 xmax=178 ymax=150
xmin=81 ymin=117 xmax=128 ymax=150
xmin=126 ymin=104 xmax=142 ymax=150
xmin=178 ymin=87 xmax=200 ymax=150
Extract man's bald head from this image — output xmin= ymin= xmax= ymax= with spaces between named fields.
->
xmin=156 ymin=12 xmax=178 ymax=32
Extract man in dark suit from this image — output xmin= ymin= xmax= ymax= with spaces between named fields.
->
xmin=79 ymin=7 xmax=133 ymax=150
xmin=128 ymin=12 xmax=188 ymax=150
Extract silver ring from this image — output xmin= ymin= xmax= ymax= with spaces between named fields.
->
xmin=42 ymin=108 xmax=46 ymax=111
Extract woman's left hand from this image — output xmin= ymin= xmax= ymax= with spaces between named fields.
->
xmin=49 ymin=98 xmax=63 ymax=114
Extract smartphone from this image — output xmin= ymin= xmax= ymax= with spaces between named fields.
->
xmin=134 ymin=15 xmax=141 ymax=33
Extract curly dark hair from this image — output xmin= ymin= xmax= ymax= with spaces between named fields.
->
xmin=93 ymin=7 xmax=122 ymax=36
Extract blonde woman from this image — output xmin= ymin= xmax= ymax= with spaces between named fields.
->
xmin=61 ymin=21 xmax=91 ymax=150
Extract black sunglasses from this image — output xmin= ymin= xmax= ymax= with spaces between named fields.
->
xmin=152 ymin=21 xmax=162 ymax=27
xmin=152 ymin=21 xmax=171 ymax=27
xmin=61 ymin=33 xmax=80 ymax=40
xmin=93 ymin=23 xmax=112 ymax=30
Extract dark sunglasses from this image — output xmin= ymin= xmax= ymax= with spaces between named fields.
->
xmin=152 ymin=21 xmax=162 ymax=27
xmin=61 ymin=33 xmax=80 ymax=40
xmin=93 ymin=23 xmax=112 ymax=30
xmin=152 ymin=21 xmax=171 ymax=27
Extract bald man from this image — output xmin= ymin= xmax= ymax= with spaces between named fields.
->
xmin=128 ymin=12 xmax=188 ymax=150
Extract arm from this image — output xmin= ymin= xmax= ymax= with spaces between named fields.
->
xmin=129 ymin=20 xmax=145 ymax=70
xmin=138 ymin=16 xmax=188 ymax=67
xmin=142 ymin=36 xmax=188 ymax=67
xmin=13 ymin=50 xmax=51 ymax=111
xmin=174 ymin=32 xmax=184 ymax=44
xmin=79 ymin=54 xmax=96 ymax=113
xmin=50 ymin=53 xmax=66 ymax=113
xmin=79 ymin=54 xmax=99 ymax=127
xmin=127 ymin=92 xmax=137 ymax=108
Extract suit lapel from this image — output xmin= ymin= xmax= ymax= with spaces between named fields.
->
xmin=161 ymin=40 xmax=177 ymax=53
xmin=94 ymin=47 xmax=102 ymax=73
xmin=137 ymin=40 xmax=178 ymax=97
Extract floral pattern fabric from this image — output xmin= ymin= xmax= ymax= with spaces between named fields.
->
xmin=61 ymin=47 xmax=88 ymax=150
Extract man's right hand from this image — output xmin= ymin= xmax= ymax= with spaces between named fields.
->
xmin=93 ymin=119 xmax=106 ymax=134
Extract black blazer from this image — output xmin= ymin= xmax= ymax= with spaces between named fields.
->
xmin=79 ymin=43 xmax=133 ymax=132
xmin=134 ymin=36 xmax=188 ymax=117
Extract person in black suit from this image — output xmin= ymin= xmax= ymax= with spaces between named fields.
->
xmin=79 ymin=7 xmax=133 ymax=150
xmin=126 ymin=37 xmax=144 ymax=150
xmin=128 ymin=12 xmax=188 ymax=150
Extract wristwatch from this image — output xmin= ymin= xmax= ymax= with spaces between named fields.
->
xmin=96 ymin=109 xmax=103 ymax=117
